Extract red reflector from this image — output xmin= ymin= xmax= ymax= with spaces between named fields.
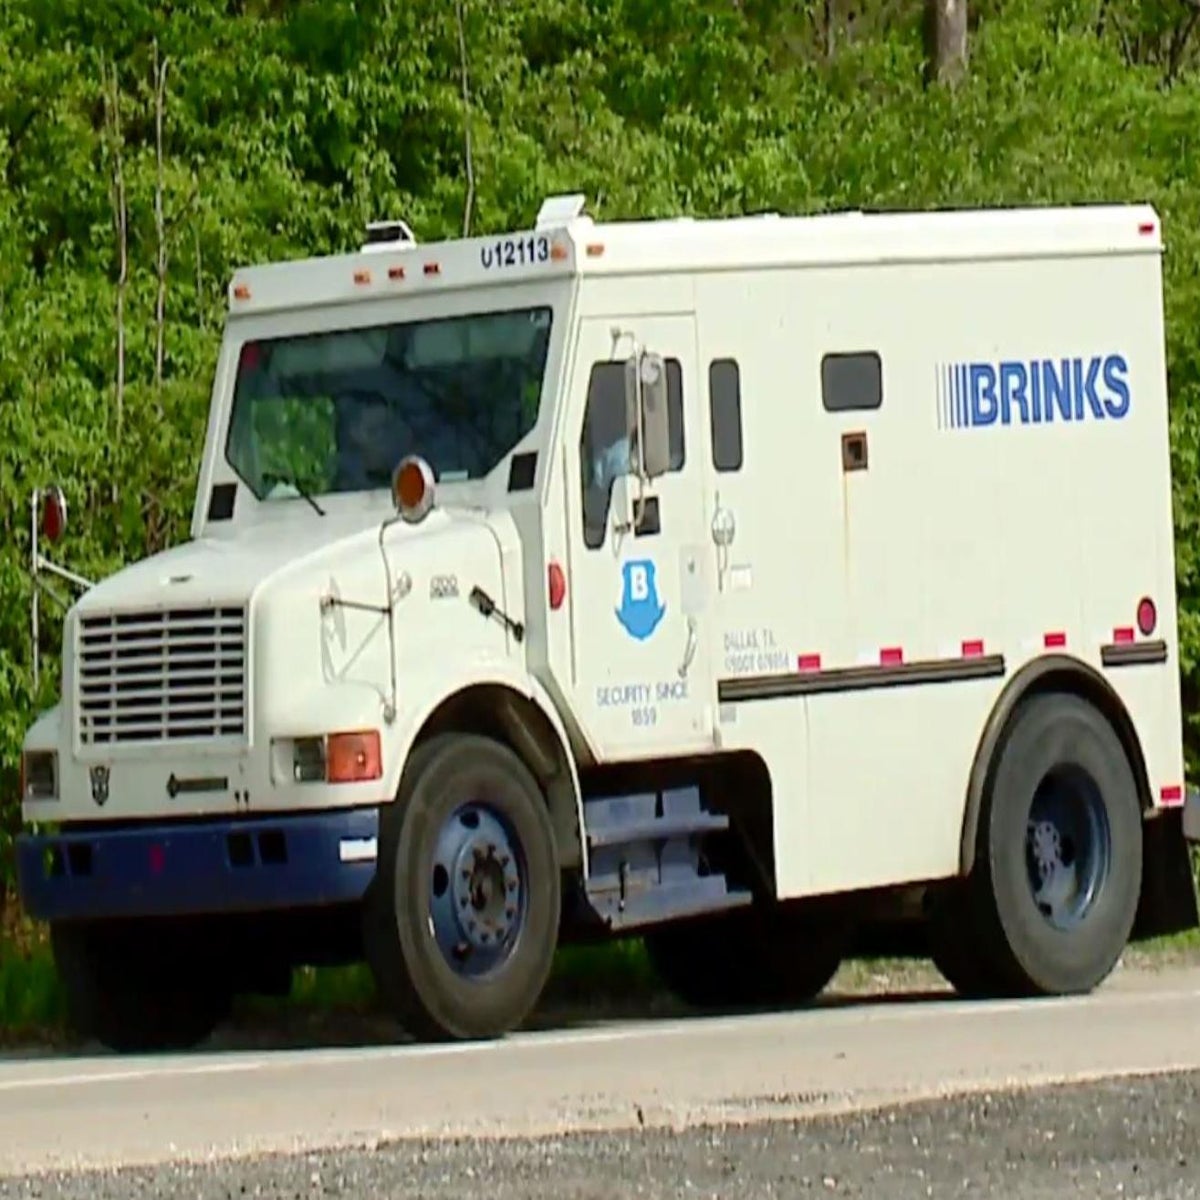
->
xmin=880 ymin=647 xmax=903 ymax=666
xmin=388 ymin=265 xmax=406 ymax=281
xmin=961 ymin=639 xmax=984 ymax=658
xmin=149 ymin=844 xmax=165 ymax=875
xmin=1137 ymin=597 xmax=1157 ymax=637
xmin=353 ymin=269 xmax=371 ymax=285
xmin=1138 ymin=221 xmax=1156 ymax=236
xmin=423 ymin=262 xmax=441 ymax=276
xmin=1043 ymin=631 xmax=1067 ymax=649
xmin=547 ymin=561 xmax=566 ymax=611
xmin=1160 ymin=784 xmax=1184 ymax=806
xmin=797 ymin=653 xmax=822 ymax=672
xmin=1113 ymin=626 xmax=1135 ymax=644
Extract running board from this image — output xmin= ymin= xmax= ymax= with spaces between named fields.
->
xmin=581 ymin=785 xmax=753 ymax=932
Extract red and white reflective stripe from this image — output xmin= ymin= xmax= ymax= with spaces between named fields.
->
xmin=797 ymin=653 xmax=822 ymax=672
xmin=1112 ymin=626 xmax=1136 ymax=644
xmin=1160 ymin=785 xmax=1184 ymax=808
xmin=1043 ymin=631 xmax=1067 ymax=649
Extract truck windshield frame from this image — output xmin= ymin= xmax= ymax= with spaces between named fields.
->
xmin=224 ymin=303 xmax=555 ymax=502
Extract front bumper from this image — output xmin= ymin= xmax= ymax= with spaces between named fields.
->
xmin=16 ymin=806 xmax=381 ymax=923
xmin=1185 ymin=787 xmax=1200 ymax=844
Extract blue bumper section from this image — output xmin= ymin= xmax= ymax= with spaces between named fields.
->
xmin=16 ymin=807 xmax=381 ymax=923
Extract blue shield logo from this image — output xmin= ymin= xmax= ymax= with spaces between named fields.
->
xmin=616 ymin=559 xmax=666 ymax=641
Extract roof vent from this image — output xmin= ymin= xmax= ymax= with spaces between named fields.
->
xmin=536 ymin=193 xmax=587 ymax=229
xmin=361 ymin=219 xmax=418 ymax=253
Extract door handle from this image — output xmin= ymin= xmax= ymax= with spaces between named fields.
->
xmin=679 ymin=615 xmax=697 ymax=679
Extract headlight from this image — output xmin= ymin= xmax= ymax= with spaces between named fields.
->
xmin=271 ymin=731 xmax=382 ymax=786
xmin=21 ymin=751 xmax=58 ymax=802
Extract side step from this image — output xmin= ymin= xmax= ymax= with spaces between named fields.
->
xmin=581 ymin=785 xmax=753 ymax=932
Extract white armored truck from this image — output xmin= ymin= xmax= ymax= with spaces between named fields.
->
xmin=17 ymin=193 xmax=1200 ymax=1051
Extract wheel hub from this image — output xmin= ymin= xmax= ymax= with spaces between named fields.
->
xmin=1029 ymin=820 xmax=1063 ymax=881
xmin=430 ymin=803 xmax=525 ymax=978
xmin=452 ymin=838 xmax=521 ymax=950
xmin=1024 ymin=767 xmax=1112 ymax=932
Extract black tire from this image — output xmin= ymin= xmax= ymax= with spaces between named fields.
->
xmin=51 ymin=920 xmax=231 ymax=1053
xmin=945 ymin=691 xmax=1143 ymax=998
xmin=363 ymin=733 xmax=561 ymax=1041
xmin=644 ymin=905 xmax=848 ymax=1010
xmin=926 ymin=881 xmax=1009 ymax=999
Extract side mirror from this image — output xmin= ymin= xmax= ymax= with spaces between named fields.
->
xmin=624 ymin=351 xmax=671 ymax=480
xmin=40 ymin=485 xmax=68 ymax=544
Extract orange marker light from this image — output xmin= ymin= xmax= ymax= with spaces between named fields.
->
xmin=326 ymin=731 xmax=382 ymax=783
xmin=233 ymin=283 xmax=251 ymax=301
xmin=394 ymin=461 xmax=426 ymax=510
xmin=391 ymin=455 xmax=437 ymax=523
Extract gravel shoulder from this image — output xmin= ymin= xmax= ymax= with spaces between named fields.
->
xmin=1 ymin=1071 xmax=1197 ymax=1199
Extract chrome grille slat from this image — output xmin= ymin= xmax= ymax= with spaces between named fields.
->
xmin=76 ymin=606 xmax=248 ymax=747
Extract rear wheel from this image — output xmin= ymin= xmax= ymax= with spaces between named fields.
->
xmin=932 ymin=691 xmax=1143 ymax=998
xmin=51 ymin=920 xmax=232 ymax=1053
xmin=363 ymin=733 xmax=561 ymax=1041
xmin=645 ymin=905 xmax=850 ymax=1010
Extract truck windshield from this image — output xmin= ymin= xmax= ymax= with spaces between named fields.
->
xmin=225 ymin=305 xmax=553 ymax=500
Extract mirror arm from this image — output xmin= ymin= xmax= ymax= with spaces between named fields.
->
xmin=35 ymin=556 xmax=95 ymax=592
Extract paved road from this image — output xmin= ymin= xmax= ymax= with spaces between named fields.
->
xmin=0 ymin=963 xmax=1199 ymax=1180
xmin=4 ymin=1072 xmax=1198 ymax=1198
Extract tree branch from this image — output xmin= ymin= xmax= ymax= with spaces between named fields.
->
xmin=153 ymin=41 xmax=170 ymax=401
xmin=101 ymin=54 xmax=127 ymax=464
xmin=455 ymin=0 xmax=475 ymax=238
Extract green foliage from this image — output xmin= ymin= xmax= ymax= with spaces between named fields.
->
xmin=5 ymin=0 xmax=1200 ymax=898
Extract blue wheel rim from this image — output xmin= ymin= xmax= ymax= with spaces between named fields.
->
xmin=1025 ymin=766 xmax=1112 ymax=932
xmin=429 ymin=802 xmax=526 ymax=979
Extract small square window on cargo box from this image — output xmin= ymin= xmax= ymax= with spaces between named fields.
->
xmin=822 ymin=352 xmax=883 ymax=413
xmin=709 ymin=358 xmax=743 ymax=472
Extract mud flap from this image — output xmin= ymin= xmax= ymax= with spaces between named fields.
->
xmin=1130 ymin=807 xmax=1200 ymax=942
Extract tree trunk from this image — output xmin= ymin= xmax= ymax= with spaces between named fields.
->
xmin=924 ymin=0 xmax=968 ymax=87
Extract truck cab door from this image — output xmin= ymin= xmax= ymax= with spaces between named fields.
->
xmin=559 ymin=315 xmax=716 ymax=761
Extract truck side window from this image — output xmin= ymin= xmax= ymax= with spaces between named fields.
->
xmin=580 ymin=358 xmax=685 ymax=549
xmin=709 ymin=358 xmax=743 ymax=472
xmin=821 ymin=351 xmax=883 ymax=412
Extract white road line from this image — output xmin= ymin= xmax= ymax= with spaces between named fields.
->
xmin=2 ymin=982 xmax=1198 ymax=1094
xmin=0 ymin=1060 xmax=265 ymax=1093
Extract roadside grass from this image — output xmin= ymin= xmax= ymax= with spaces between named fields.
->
xmin=0 ymin=907 xmax=69 ymax=1044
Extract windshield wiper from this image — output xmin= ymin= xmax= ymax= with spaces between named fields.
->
xmin=262 ymin=471 xmax=326 ymax=516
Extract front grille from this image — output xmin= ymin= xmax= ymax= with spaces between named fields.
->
xmin=76 ymin=607 xmax=247 ymax=746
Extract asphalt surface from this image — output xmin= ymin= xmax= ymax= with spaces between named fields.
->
xmin=0 ymin=1071 xmax=1197 ymax=1197
xmin=0 ymin=964 xmax=1198 ymax=1193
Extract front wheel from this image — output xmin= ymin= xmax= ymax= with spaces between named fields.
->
xmin=363 ymin=733 xmax=561 ymax=1041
